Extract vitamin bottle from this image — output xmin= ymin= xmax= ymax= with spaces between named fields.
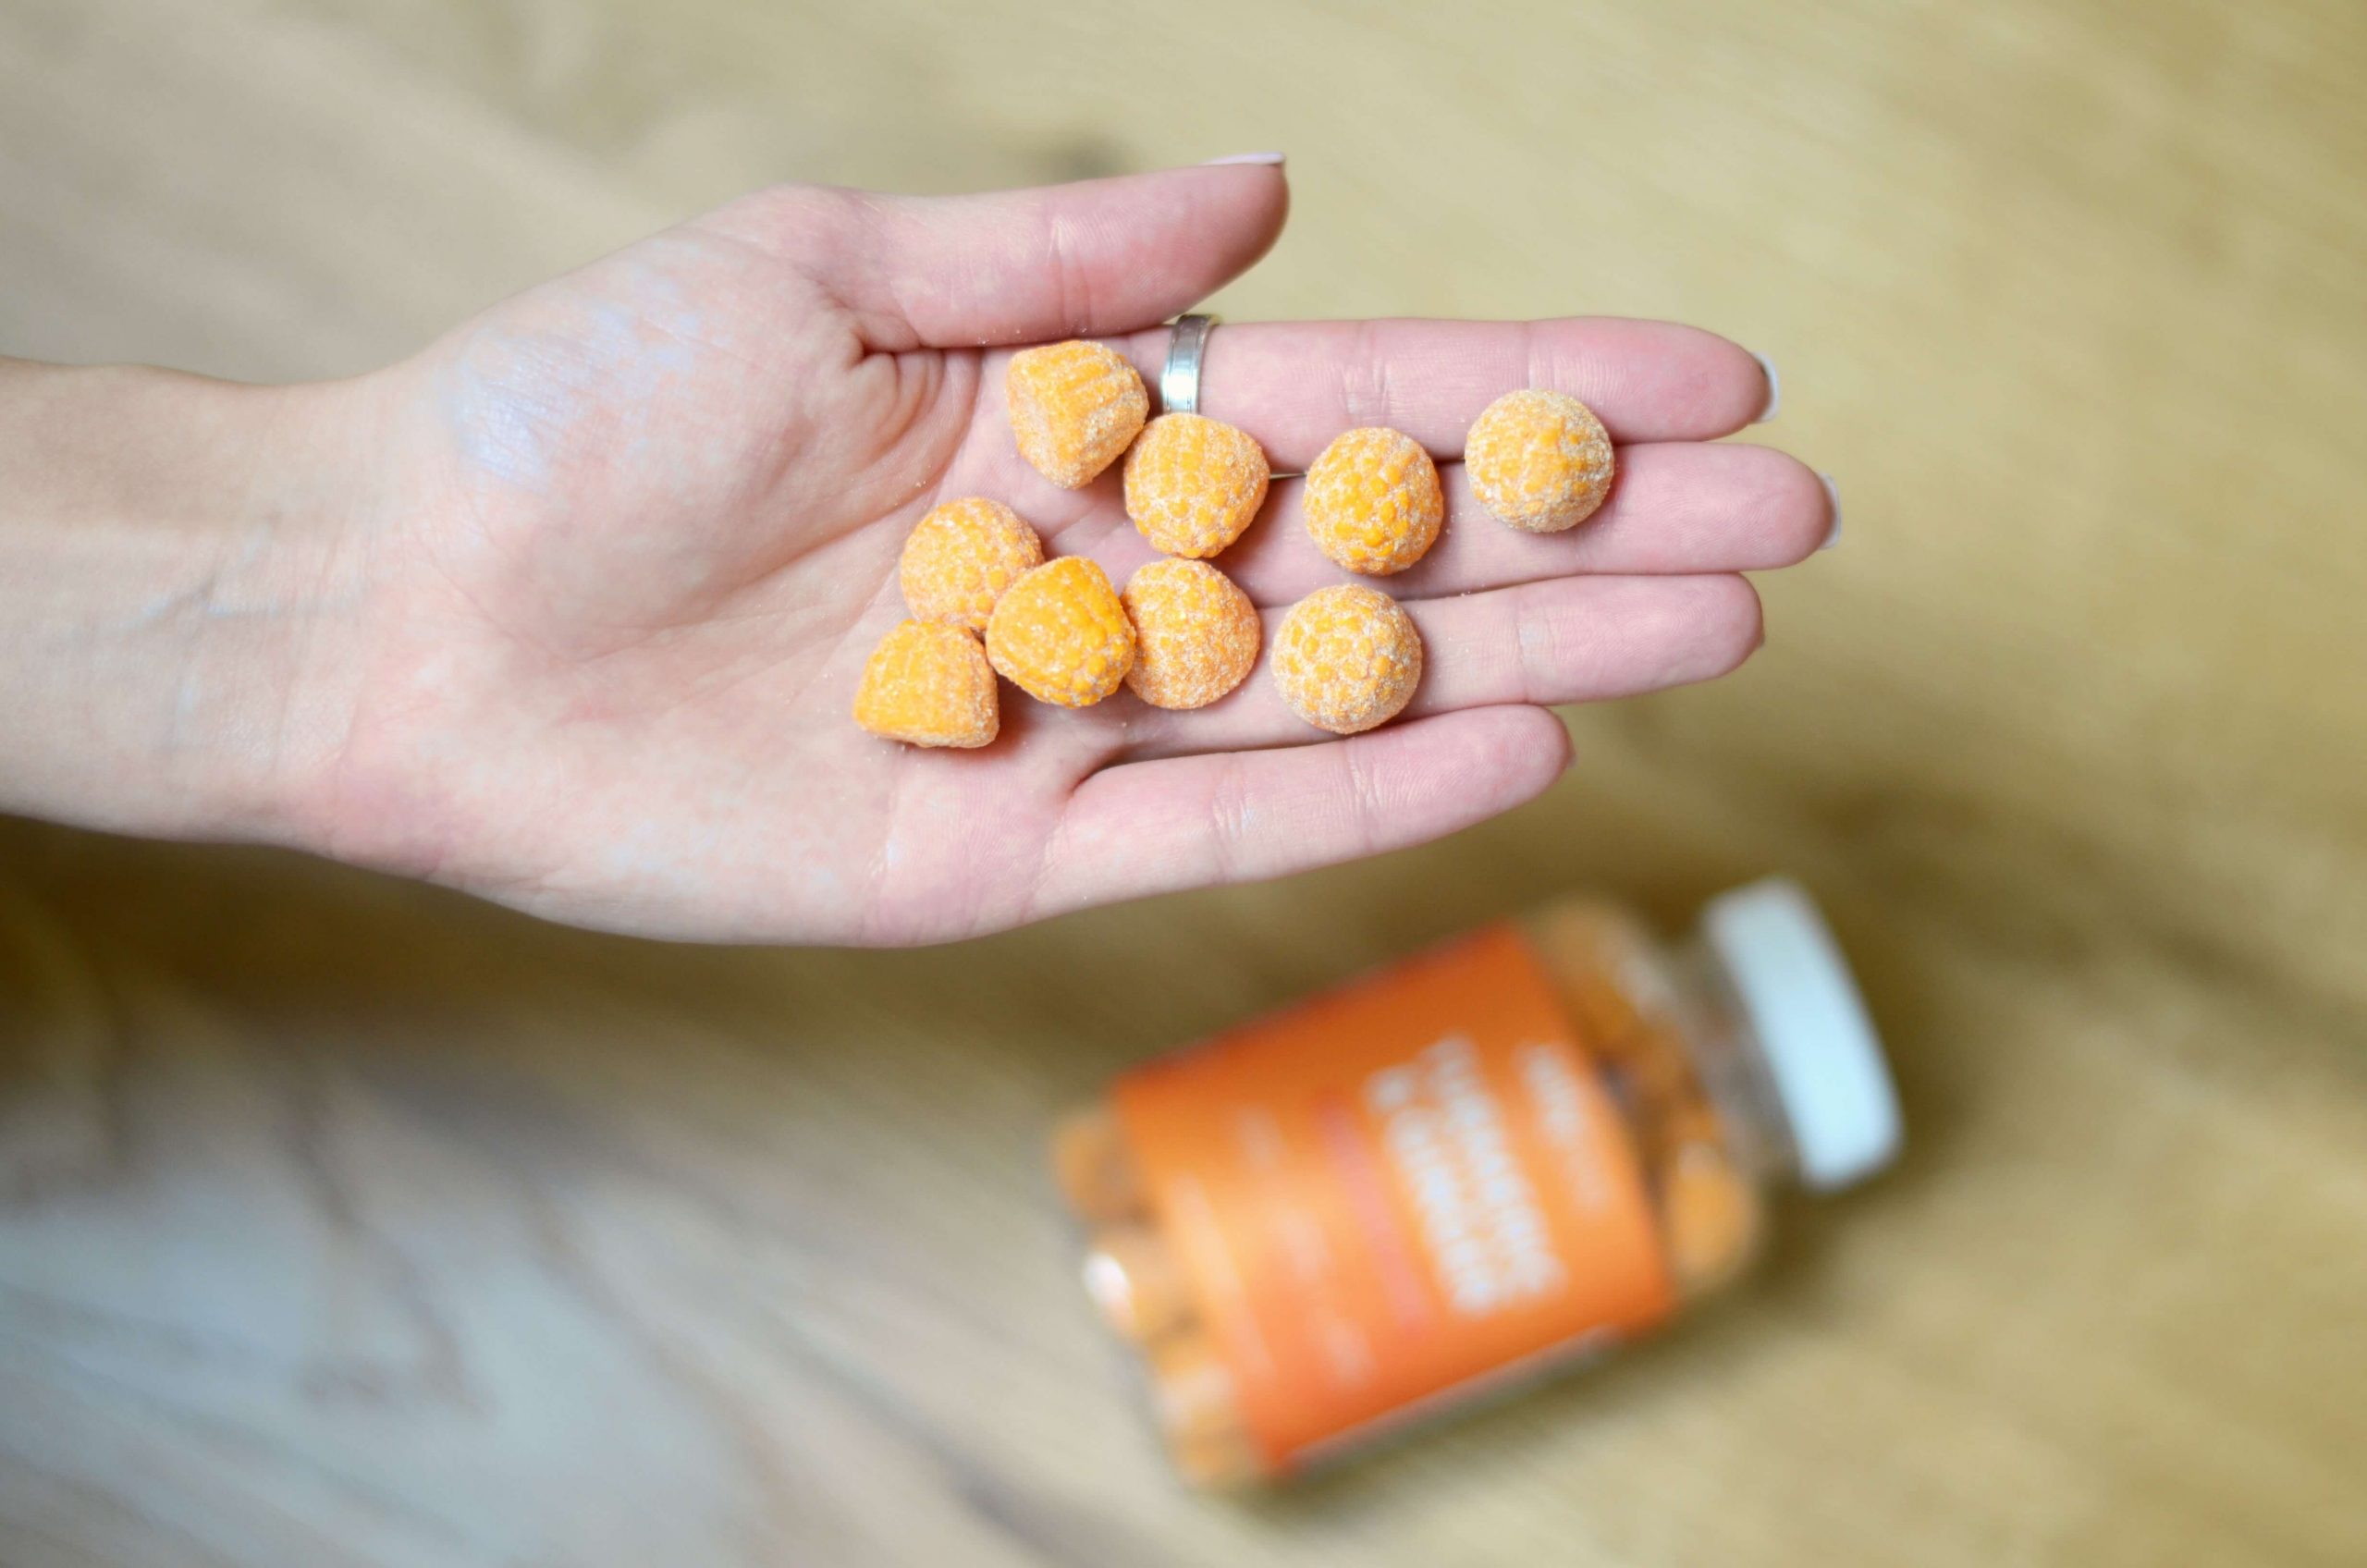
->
xmin=1050 ymin=878 xmax=1901 ymax=1487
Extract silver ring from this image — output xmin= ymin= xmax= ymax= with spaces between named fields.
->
xmin=1161 ymin=313 xmax=1218 ymax=415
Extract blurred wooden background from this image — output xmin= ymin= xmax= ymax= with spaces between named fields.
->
xmin=5 ymin=0 xmax=2365 ymax=1563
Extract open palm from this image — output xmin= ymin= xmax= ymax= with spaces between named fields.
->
xmin=310 ymin=163 xmax=1826 ymax=944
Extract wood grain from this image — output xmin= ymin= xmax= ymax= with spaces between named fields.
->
xmin=4 ymin=0 xmax=2365 ymax=1562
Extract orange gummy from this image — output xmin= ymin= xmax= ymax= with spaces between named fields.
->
xmin=1121 ymin=558 xmax=1261 ymax=710
xmin=1145 ymin=1331 xmax=1263 ymax=1486
xmin=1007 ymin=340 xmax=1148 ymax=489
xmin=1122 ymin=413 xmax=1271 ymax=558
xmin=1525 ymin=901 xmax=1651 ymax=1047
xmin=1302 ymin=426 xmax=1444 ymax=575
xmin=899 ymin=497 xmax=1044 ymax=631
xmin=1661 ymin=1136 xmax=1761 ymax=1294
xmin=1084 ymin=1223 xmax=1196 ymax=1344
xmin=1051 ymin=1106 xmax=1148 ymax=1222
xmin=852 ymin=620 xmax=999 ymax=748
xmin=1270 ymin=583 xmax=1423 ymax=734
xmin=1147 ymin=1330 xmax=1246 ymax=1445
xmin=985 ymin=557 xmax=1135 ymax=707
xmin=1648 ymin=1095 xmax=1727 ymax=1160
xmin=1466 ymin=388 xmax=1616 ymax=533
xmin=1168 ymin=1422 xmax=1262 ymax=1489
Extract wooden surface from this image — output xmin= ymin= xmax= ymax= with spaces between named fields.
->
xmin=6 ymin=1 xmax=2366 ymax=1562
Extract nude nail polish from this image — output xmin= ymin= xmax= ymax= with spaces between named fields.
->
xmin=1750 ymin=351 xmax=1782 ymax=423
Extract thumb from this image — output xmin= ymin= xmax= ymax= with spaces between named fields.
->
xmin=720 ymin=159 xmax=1289 ymax=350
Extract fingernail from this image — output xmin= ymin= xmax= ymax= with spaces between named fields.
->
xmin=1202 ymin=152 xmax=1287 ymax=166
xmin=1817 ymin=472 xmax=1842 ymax=549
xmin=1750 ymin=350 xmax=1782 ymax=423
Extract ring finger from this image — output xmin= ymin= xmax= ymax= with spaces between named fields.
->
xmin=1110 ymin=571 xmax=1762 ymax=762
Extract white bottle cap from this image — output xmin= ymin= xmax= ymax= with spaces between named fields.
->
xmin=1700 ymin=878 xmax=1902 ymax=1190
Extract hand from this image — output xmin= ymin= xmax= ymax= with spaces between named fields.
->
xmin=297 ymin=159 xmax=1834 ymax=943
xmin=6 ymin=164 xmax=1829 ymax=945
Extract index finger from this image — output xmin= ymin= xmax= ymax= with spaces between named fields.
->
xmin=1120 ymin=316 xmax=1774 ymax=470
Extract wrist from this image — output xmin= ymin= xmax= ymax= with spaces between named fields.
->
xmin=0 ymin=361 xmax=383 ymax=847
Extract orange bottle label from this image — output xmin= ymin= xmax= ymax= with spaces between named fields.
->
xmin=1111 ymin=924 xmax=1674 ymax=1472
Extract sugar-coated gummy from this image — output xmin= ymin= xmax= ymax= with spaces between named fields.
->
xmin=1466 ymin=388 xmax=1615 ymax=533
xmin=1083 ymin=1223 xmax=1196 ymax=1344
xmin=1169 ymin=1422 xmax=1262 ymax=1490
xmin=1662 ymin=1136 xmax=1760 ymax=1293
xmin=1007 ymin=340 xmax=1148 ymax=489
xmin=1148 ymin=1331 xmax=1258 ymax=1486
xmin=852 ymin=620 xmax=1000 ymax=748
xmin=986 ymin=557 xmax=1136 ymax=707
xmin=1148 ymin=1331 xmax=1245 ymax=1444
xmin=1649 ymin=1096 xmax=1726 ymax=1160
xmin=899 ymin=497 xmax=1044 ymax=631
xmin=1270 ymin=583 xmax=1424 ymax=735
xmin=1051 ymin=1106 xmax=1147 ymax=1222
xmin=1526 ymin=902 xmax=1651 ymax=1048
xmin=1122 ymin=558 xmax=1261 ymax=710
xmin=1302 ymin=427 xmax=1444 ymax=575
xmin=1122 ymin=413 xmax=1271 ymax=558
